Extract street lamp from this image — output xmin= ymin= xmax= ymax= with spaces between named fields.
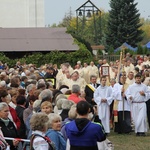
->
xmin=76 ymin=0 xmax=101 ymax=45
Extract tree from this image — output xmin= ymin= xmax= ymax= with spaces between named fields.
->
xmin=58 ymin=7 xmax=74 ymax=28
xmin=106 ymin=0 xmax=143 ymax=49
xmin=140 ymin=18 xmax=150 ymax=44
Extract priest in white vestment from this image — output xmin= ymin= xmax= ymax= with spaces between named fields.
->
xmin=68 ymin=71 xmax=87 ymax=94
xmin=82 ymin=63 xmax=90 ymax=84
xmin=125 ymin=71 xmax=135 ymax=85
xmin=88 ymin=61 xmax=99 ymax=78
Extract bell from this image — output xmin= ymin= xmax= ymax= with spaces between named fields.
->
xmin=86 ymin=10 xmax=91 ymax=18
xmin=79 ymin=11 xmax=82 ymax=16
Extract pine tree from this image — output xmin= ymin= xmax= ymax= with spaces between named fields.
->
xmin=106 ymin=0 xmax=143 ymax=49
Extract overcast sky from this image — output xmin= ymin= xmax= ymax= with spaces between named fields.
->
xmin=45 ymin=0 xmax=150 ymax=26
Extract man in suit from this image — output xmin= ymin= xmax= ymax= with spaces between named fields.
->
xmin=84 ymin=75 xmax=100 ymax=106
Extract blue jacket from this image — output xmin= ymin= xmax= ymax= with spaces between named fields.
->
xmin=61 ymin=118 xmax=73 ymax=141
xmin=46 ymin=129 xmax=66 ymax=150
xmin=65 ymin=119 xmax=105 ymax=149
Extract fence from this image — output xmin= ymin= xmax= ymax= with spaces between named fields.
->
xmin=97 ymin=55 xmax=121 ymax=62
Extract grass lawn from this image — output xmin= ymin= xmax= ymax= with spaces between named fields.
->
xmin=108 ymin=130 xmax=150 ymax=150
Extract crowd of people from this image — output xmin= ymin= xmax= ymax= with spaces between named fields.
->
xmin=0 ymin=52 xmax=150 ymax=150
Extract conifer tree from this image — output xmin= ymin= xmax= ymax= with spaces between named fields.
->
xmin=106 ymin=0 xmax=143 ymax=49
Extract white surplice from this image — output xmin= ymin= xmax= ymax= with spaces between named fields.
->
xmin=94 ymin=85 xmax=113 ymax=133
xmin=112 ymin=83 xmax=130 ymax=111
xmin=126 ymin=83 xmax=150 ymax=133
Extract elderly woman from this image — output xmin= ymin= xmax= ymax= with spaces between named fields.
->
xmin=0 ymin=102 xmax=19 ymax=150
xmin=41 ymin=101 xmax=53 ymax=115
xmin=0 ymin=89 xmax=21 ymax=130
xmin=46 ymin=113 xmax=66 ymax=150
xmin=30 ymin=112 xmax=53 ymax=150
xmin=61 ymin=104 xmax=77 ymax=140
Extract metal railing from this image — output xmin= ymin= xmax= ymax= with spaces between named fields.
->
xmin=97 ymin=55 xmax=120 ymax=62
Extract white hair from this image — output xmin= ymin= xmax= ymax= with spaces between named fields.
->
xmin=26 ymin=84 xmax=36 ymax=93
xmin=0 ymin=81 xmax=6 ymax=88
xmin=39 ymin=89 xmax=53 ymax=101
xmin=0 ymin=102 xmax=8 ymax=111
xmin=48 ymin=113 xmax=62 ymax=128
xmin=62 ymin=99 xmax=74 ymax=110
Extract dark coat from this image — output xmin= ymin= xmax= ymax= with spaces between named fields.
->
xmin=15 ymin=105 xmax=26 ymax=139
xmin=0 ymin=119 xmax=18 ymax=150
xmin=60 ymin=109 xmax=70 ymax=121
xmin=44 ymin=73 xmax=55 ymax=79
xmin=84 ymin=83 xmax=100 ymax=105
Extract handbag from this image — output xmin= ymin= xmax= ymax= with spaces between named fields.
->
xmin=97 ymin=138 xmax=114 ymax=150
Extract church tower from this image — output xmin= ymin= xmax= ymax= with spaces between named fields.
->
xmin=0 ymin=0 xmax=45 ymax=27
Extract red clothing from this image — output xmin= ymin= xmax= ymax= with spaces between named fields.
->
xmin=9 ymin=106 xmax=21 ymax=130
xmin=67 ymin=93 xmax=83 ymax=104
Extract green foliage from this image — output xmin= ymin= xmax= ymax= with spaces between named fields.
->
xmin=140 ymin=18 xmax=150 ymax=44
xmin=106 ymin=0 xmax=144 ymax=49
xmin=107 ymin=46 xmax=115 ymax=55
xmin=137 ymin=45 xmax=144 ymax=54
xmin=115 ymin=50 xmax=122 ymax=55
xmin=97 ymin=50 xmax=103 ymax=55
xmin=72 ymin=35 xmax=93 ymax=55
xmin=0 ymin=38 xmax=93 ymax=68
xmin=19 ymin=53 xmax=43 ymax=67
xmin=101 ymin=12 xmax=109 ymax=33
xmin=114 ymin=48 xmax=136 ymax=55
xmin=136 ymin=45 xmax=150 ymax=54
xmin=143 ymin=47 xmax=150 ymax=54
xmin=124 ymin=49 xmax=136 ymax=55
xmin=57 ymin=6 xmax=109 ymax=45
xmin=0 ymin=52 xmax=13 ymax=66
xmin=68 ymin=39 xmax=93 ymax=66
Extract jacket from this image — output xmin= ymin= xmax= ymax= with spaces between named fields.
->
xmin=9 ymin=106 xmax=21 ymax=130
xmin=84 ymin=83 xmax=100 ymax=105
xmin=15 ymin=105 xmax=26 ymax=139
xmin=46 ymin=129 xmax=66 ymax=150
xmin=0 ymin=119 xmax=18 ymax=150
xmin=65 ymin=118 xmax=105 ymax=150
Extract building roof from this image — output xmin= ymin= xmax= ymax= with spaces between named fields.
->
xmin=0 ymin=27 xmax=79 ymax=52
xmin=91 ymin=45 xmax=105 ymax=50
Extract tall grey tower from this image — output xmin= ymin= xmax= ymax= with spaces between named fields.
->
xmin=0 ymin=0 xmax=45 ymax=27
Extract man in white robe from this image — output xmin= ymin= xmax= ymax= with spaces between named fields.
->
xmin=94 ymin=76 xmax=113 ymax=134
xmin=126 ymin=73 xmax=150 ymax=136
